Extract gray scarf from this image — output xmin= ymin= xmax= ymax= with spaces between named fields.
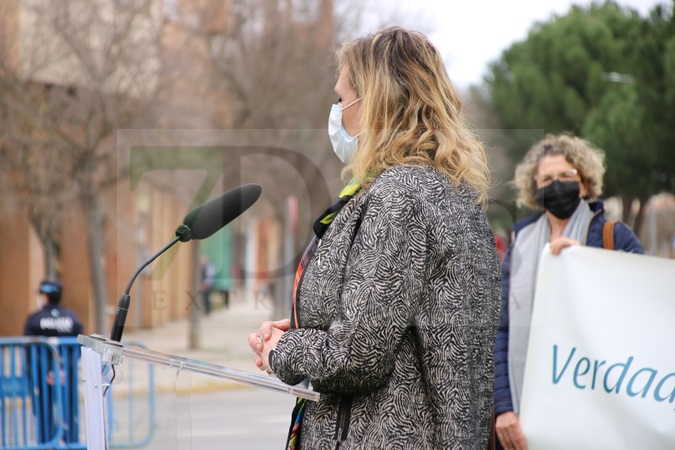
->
xmin=507 ymin=200 xmax=595 ymax=413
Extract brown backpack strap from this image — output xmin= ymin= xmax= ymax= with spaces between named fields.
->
xmin=603 ymin=221 xmax=616 ymax=250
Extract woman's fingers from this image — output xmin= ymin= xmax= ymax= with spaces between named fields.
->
xmin=250 ymin=319 xmax=290 ymax=372
xmin=272 ymin=319 xmax=291 ymax=331
xmin=257 ymin=321 xmax=274 ymax=340
xmin=259 ymin=319 xmax=290 ymax=340
xmin=255 ymin=319 xmax=290 ymax=343
xmin=496 ymin=411 xmax=528 ymax=450
xmin=495 ymin=420 xmax=512 ymax=449
xmin=248 ymin=320 xmax=276 ymax=352
xmin=513 ymin=427 xmax=528 ymax=450
xmin=248 ymin=332 xmax=262 ymax=353
xmin=550 ymin=237 xmax=580 ymax=255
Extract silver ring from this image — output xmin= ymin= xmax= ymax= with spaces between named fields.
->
xmin=256 ymin=335 xmax=263 ymax=343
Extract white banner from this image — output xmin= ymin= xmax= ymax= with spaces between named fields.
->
xmin=520 ymin=246 xmax=675 ymax=449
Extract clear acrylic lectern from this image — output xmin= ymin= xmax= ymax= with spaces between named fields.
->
xmin=78 ymin=334 xmax=319 ymax=449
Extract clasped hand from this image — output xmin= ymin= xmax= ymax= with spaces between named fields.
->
xmin=248 ymin=319 xmax=289 ymax=373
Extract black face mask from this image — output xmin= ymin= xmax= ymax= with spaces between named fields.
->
xmin=535 ymin=180 xmax=581 ymax=219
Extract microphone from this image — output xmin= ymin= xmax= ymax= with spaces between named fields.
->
xmin=179 ymin=183 xmax=263 ymax=241
xmin=109 ymin=184 xmax=262 ymax=342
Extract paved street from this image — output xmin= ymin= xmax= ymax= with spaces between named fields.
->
xmin=111 ymin=387 xmax=297 ymax=449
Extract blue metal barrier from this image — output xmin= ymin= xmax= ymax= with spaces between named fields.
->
xmin=0 ymin=337 xmax=80 ymax=449
xmin=51 ymin=338 xmax=82 ymax=445
xmin=0 ymin=337 xmax=155 ymax=449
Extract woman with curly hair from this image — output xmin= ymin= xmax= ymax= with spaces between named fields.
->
xmin=493 ymin=134 xmax=644 ymax=450
xmin=249 ymin=26 xmax=502 ymax=449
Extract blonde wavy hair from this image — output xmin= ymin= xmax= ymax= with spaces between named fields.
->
xmin=514 ymin=133 xmax=606 ymax=209
xmin=338 ymin=27 xmax=490 ymax=205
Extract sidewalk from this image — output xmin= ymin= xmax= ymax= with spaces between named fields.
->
xmin=117 ymin=290 xmax=278 ymax=395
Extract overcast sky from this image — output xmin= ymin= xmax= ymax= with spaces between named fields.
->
xmin=376 ymin=0 xmax=664 ymax=89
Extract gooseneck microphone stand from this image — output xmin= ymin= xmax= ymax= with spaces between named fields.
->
xmin=109 ymin=225 xmax=191 ymax=342
xmin=107 ymin=184 xmax=262 ymax=343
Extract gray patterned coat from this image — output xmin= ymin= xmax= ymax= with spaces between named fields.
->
xmin=270 ymin=166 xmax=501 ymax=449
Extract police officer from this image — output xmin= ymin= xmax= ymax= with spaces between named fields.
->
xmin=24 ymin=280 xmax=83 ymax=337
xmin=23 ymin=280 xmax=83 ymax=444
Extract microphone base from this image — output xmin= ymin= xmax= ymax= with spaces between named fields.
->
xmin=109 ymin=293 xmax=131 ymax=342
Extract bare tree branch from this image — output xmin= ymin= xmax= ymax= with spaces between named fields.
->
xmin=0 ymin=0 xmax=163 ymax=333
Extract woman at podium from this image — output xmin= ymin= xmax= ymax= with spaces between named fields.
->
xmin=250 ymin=26 xmax=502 ymax=450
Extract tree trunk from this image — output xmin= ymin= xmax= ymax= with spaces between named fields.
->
xmin=43 ymin=238 xmax=59 ymax=279
xmin=28 ymin=214 xmax=60 ymax=279
xmin=83 ymin=198 xmax=109 ymax=335
xmin=33 ymin=227 xmax=59 ymax=279
xmin=621 ymin=195 xmax=633 ymax=226
xmin=189 ymin=241 xmax=201 ymax=350
xmin=632 ymin=195 xmax=650 ymax=239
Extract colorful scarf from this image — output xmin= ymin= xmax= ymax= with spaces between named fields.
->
xmin=286 ymin=179 xmax=361 ymax=450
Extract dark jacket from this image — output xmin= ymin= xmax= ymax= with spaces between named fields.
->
xmin=493 ymin=201 xmax=644 ymax=415
xmin=24 ymin=305 xmax=83 ymax=337
xmin=270 ymin=166 xmax=502 ymax=449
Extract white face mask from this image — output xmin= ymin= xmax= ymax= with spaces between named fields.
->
xmin=328 ymin=98 xmax=361 ymax=164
